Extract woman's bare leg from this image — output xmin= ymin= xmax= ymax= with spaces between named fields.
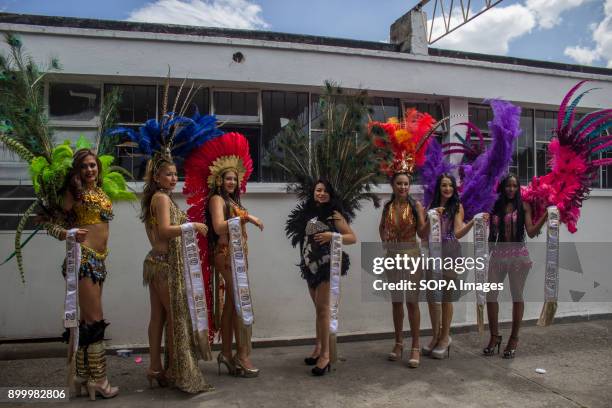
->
xmin=314 ymin=281 xmax=331 ymax=369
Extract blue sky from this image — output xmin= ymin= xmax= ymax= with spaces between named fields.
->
xmin=1 ymin=0 xmax=610 ymax=68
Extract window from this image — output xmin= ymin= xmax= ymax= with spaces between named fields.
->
xmin=158 ymin=87 xmax=209 ymax=118
xmin=535 ymin=110 xmax=557 ymax=178
xmin=466 ymin=105 xmax=611 ymax=189
xmin=369 ymin=97 xmax=401 ymax=122
xmin=104 ymin=84 xmax=157 ymax=124
xmin=101 ymin=85 xmax=211 ymax=180
xmin=49 ymin=83 xmax=100 ymax=121
xmin=511 ymin=109 xmax=535 ymax=184
xmin=261 ymin=91 xmax=309 ymax=182
xmin=0 ymin=185 xmax=37 ymax=231
xmin=212 ymin=90 xmax=260 ymax=123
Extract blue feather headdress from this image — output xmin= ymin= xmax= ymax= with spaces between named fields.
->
xmin=109 ymin=75 xmax=222 ymax=163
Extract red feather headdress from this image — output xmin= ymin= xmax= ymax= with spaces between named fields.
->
xmin=368 ymin=109 xmax=436 ymax=177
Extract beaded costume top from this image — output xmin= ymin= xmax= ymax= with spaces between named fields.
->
xmin=74 ymin=187 xmax=114 ymax=226
xmin=381 ymin=201 xmax=416 ymax=243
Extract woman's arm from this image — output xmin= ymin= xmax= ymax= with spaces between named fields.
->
xmin=45 ymin=191 xmax=87 ymax=242
xmin=153 ymin=193 xmax=183 ymax=239
xmin=454 ymin=204 xmax=475 ymax=240
xmin=333 ymin=211 xmax=357 ymax=245
xmin=416 ymin=201 xmax=429 ymax=239
xmin=524 ymin=201 xmax=547 ymax=238
xmin=246 ymin=213 xmax=264 ymax=231
xmin=153 ymin=193 xmax=208 ymax=239
xmin=313 ymin=211 xmax=357 ymax=245
xmin=209 ymin=195 xmax=229 ymax=236
xmin=378 ymin=210 xmax=385 ymax=241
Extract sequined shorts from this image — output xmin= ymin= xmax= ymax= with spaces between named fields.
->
xmin=143 ymin=250 xmax=170 ymax=286
xmin=62 ymin=245 xmax=109 ymax=285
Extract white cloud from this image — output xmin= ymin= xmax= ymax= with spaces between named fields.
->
xmin=431 ymin=4 xmax=536 ymax=54
xmin=127 ymin=0 xmax=269 ymax=30
xmin=526 ymin=0 xmax=589 ymax=29
xmin=564 ymin=0 xmax=612 ymax=67
xmin=429 ymin=0 xmax=599 ymax=58
xmin=564 ymin=45 xmax=599 ymax=64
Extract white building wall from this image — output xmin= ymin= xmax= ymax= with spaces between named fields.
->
xmin=1 ymin=23 xmax=611 ymax=344
xmin=1 ymin=191 xmax=611 ymax=345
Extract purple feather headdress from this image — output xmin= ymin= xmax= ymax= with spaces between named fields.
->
xmin=460 ymin=99 xmax=521 ymax=220
xmin=421 ymin=139 xmax=454 ymax=208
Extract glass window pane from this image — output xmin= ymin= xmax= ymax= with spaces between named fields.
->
xmin=133 ymin=85 xmax=157 ymax=123
xmin=49 ymin=83 xmax=100 ymax=121
xmin=536 ymin=142 xmax=551 ymax=177
xmin=158 ymin=87 xmax=209 ymax=117
xmin=369 ymin=97 xmax=400 ymax=122
xmin=535 ymin=110 xmax=557 ymax=142
xmin=261 ymin=91 xmax=309 ymax=182
xmin=105 ymin=84 xmax=157 ymax=124
xmin=213 ymin=91 xmax=259 ymax=117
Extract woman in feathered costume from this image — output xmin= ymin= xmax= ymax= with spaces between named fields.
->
xmin=0 ymin=34 xmax=136 ymax=400
xmin=111 ymin=79 xmax=221 ymax=393
xmin=484 ymin=174 xmax=547 ymax=358
xmin=183 ymin=131 xmax=264 ymax=378
xmin=521 ymin=81 xmax=612 ymax=327
xmin=522 ymin=81 xmax=612 ymax=233
xmin=419 ymin=100 xmax=521 ymax=360
xmin=370 ymin=109 xmax=437 ymax=368
xmin=272 ymin=83 xmax=377 ymax=376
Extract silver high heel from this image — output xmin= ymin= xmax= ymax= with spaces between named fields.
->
xmin=431 ymin=337 xmax=452 ymax=359
xmin=387 ymin=342 xmax=404 ymax=361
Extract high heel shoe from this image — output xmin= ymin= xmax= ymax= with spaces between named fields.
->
xmin=503 ymin=336 xmax=519 ymax=359
xmin=407 ymin=348 xmax=420 ymax=368
xmin=311 ymin=359 xmax=331 ymax=376
xmin=421 ymin=342 xmax=434 ymax=357
xmin=431 ymin=337 xmax=452 ymax=360
xmin=86 ymin=379 xmax=119 ymax=401
xmin=304 ymin=355 xmax=320 ymax=365
xmin=72 ymin=378 xmax=87 ymax=397
xmin=217 ymin=352 xmax=236 ymax=376
xmin=387 ymin=342 xmax=404 ymax=361
xmin=483 ymin=335 xmax=502 ymax=356
xmin=233 ymin=354 xmax=260 ymax=378
xmin=146 ymin=369 xmax=168 ymax=388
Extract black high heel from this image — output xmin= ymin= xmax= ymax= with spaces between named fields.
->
xmin=503 ymin=336 xmax=519 ymax=359
xmin=483 ymin=335 xmax=502 ymax=356
xmin=304 ymin=356 xmax=319 ymax=366
xmin=311 ymin=360 xmax=331 ymax=376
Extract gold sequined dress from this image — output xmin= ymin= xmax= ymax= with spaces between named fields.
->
xmin=380 ymin=200 xmax=421 ymax=302
xmin=156 ymin=199 xmax=212 ymax=393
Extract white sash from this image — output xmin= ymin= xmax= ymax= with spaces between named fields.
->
xmin=180 ymin=223 xmax=212 ymax=360
xmin=473 ymin=213 xmax=490 ymax=334
xmin=538 ymin=206 xmax=560 ymax=327
xmin=428 ymin=209 xmax=443 ymax=304
xmin=329 ymin=232 xmax=343 ymax=335
xmin=64 ymin=229 xmax=80 ymax=356
xmin=228 ymin=217 xmax=254 ymax=326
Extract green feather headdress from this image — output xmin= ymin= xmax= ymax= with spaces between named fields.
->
xmin=0 ymin=34 xmax=135 ymax=283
